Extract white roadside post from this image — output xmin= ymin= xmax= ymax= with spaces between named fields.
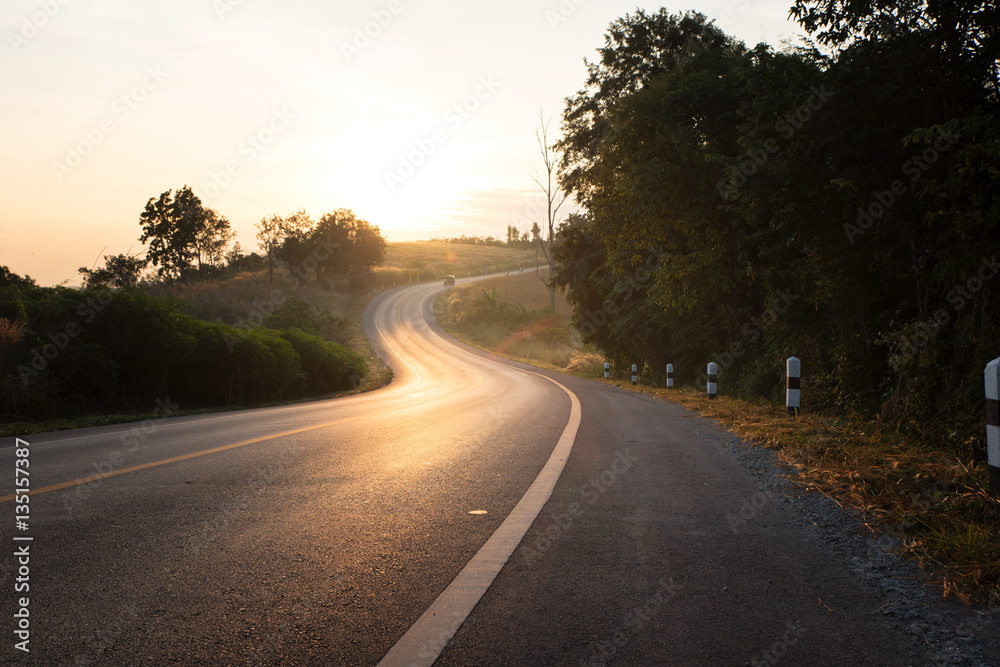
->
xmin=707 ymin=362 xmax=718 ymax=399
xmin=666 ymin=364 xmax=674 ymax=389
xmin=786 ymin=356 xmax=801 ymax=417
xmin=631 ymin=364 xmax=638 ymax=386
xmin=604 ymin=362 xmax=610 ymax=379
xmin=986 ymin=357 xmax=999 ymax=493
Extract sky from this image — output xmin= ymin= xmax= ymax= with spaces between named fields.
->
xmin=1 ymin=0 xmax=808 ymax=286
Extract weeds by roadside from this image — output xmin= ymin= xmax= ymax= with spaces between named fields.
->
xmin=599 ymin=382 xmax=1000 ymax=605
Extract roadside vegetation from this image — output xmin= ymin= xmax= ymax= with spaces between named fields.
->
xmin=435 ymin=270 xmax=582 ymax=368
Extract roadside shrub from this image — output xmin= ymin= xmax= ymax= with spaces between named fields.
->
xmin=277 ymin=327 xmax=366 ymax=395
xmin=263 ymin=296 xmax=348 ymax=343
xmin=0 ymin=285 xmax=367 ymax=421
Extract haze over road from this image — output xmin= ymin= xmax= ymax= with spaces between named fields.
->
xmin=2 ymin=279 xmax=995 ymax=665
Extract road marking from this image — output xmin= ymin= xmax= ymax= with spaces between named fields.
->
xmin=377 ymin=290 xmax=583 ymax=667
xmin=1 ymin=286 xmax=476 ymax=504
xmin=0 ymin=403 xmax=415 ymax=504
xmin=373 ymin=291 xmax=424 ymax=386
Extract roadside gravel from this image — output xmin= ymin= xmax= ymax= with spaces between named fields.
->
xmin=723 ymin=435 xmax=1000 ymax=667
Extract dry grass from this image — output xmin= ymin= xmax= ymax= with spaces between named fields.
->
xmin=605 ymin=383 xmax=1000 ymax=605
xmin=148 ymin=269 xmax=351 ymax=326
xmin=381 ymin=242 xmax=541 ymax=283
xmin=434 ymin=271 xmax=581 ymax=369
xmin=456 ymin=270 xmax=573 ymax=317
xmin=565 ymin=351 xmax=607 ymax=377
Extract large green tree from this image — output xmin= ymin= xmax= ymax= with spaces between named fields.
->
xmin=552 ymin=4 xmax=999 ymax=431
xmin=138 ymin=186 xmax=230 ymax=281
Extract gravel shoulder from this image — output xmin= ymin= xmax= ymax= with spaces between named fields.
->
xmin=723 ymin=433 xmax=1000 ymax=666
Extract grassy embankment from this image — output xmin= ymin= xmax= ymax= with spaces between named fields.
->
xmin=435 ymin=271 xmax=1000 ymax=605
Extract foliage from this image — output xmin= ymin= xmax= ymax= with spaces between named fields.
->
xmin=436 ymin=272 xmax=577 ymax=368
xmin=271 ymin=208 xmax=387 ymax=279
xmin=256 ymin=210 xmax=311 ymax=283
xmin=138 ymin=186 xmax=232 ymax=281
xmin=262 ymin=295 xmax=349 ymax=344
xmin=552 ymin=8 xmax=1000 ymax=446
xmin=0 ymin=266 xmax=36 ymax=288
xmin=0 ymin=285 xmax=365 ymax=420
xmin=426 ymin=235 xmax=507 ymax=247
xmin=78 ymin=253 xmax=147 ymax=289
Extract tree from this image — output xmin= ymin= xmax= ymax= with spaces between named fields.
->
xmin=530 ymin=222 xmax=541 ymax=242
xmin=506 ymin=225 xmax=521 ymax=245
xmin=312 ymin=209 xmax=386 ymax=274
xmin=256 ymin=215 xmax=286 ymax=283
xmin=78 ymin=253 xmax=147 ymax=289
xmin=225 ymin=241 xmax=244 ymax=269
xmin=195 ymin=209 xmax=234 ymax=272
xmin=530 ymin=110 xmax=568 ymax=309
xmin=257 ymin=209 xmax=313 ymax=283
xmin=139 ymin=186 xmax=220 ymax=281
xmin=0 ymin=266 xmax=36 ymax=288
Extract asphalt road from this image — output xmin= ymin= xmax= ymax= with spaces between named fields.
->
xmin=2 ymin=278 xmax=996 ymax=665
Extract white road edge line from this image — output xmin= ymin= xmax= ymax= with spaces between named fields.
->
xmin=373 ymin=291 xmax=423 ymax=385
xmin=377 ymin=289 xmax=583 ymax=667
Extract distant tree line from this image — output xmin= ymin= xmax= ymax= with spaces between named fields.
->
xmin=79 ymin=186 xmax=387 ymax=289
xmin=428 ymin=224 xmax=543 ymax=249
xmin=552 ymin=3 xmax=1000 ymax=438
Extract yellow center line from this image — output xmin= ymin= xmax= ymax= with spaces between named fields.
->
xmin=3 ymin=286 xmax=484 ymax=504
xmin=1 ymin=404 xmax=410 ymax=503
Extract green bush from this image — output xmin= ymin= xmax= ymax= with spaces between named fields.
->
xmin=277 ymin=328 xmax=366 ymax=394
xmin=263 ymin=296 xmax=348 ymax=343
xmin=0 ymin=285 xmax=368 ymax=421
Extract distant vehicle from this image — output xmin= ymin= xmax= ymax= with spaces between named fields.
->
xmin=443 ymin=275 xmax=456 ymax=286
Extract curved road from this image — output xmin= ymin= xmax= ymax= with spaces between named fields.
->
xmin=2 ymin=279 xmax=996 ymax=665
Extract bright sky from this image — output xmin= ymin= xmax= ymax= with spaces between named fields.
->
xmin=1 ymin=0 xmax=806 ymax=286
